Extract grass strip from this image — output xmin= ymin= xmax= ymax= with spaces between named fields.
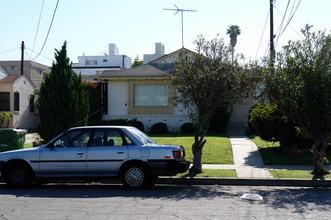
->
xmin=151 ymin=134 xmax=233 ymax=164
xmin=175 ymin=169 xmax=236 ymax=178
xmin=270 ymin=170 xmax=331 ymax=179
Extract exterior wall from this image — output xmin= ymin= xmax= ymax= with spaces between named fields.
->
xmin=108 ymin=81 xmax=129 ymax=115
xmin=0 ymin=83 xmax=14 ymax=127
xmin=12 ymin=77 xmax=38 ymax=129
xmin=144 ymin=43 xmax=165 ymax=64
xmin=230 ymin=95 xmax=257 ymax=124
xmin=103 ymin=79 xmax=190 ymax=133
xmin=72 ymin=43 xmax=132 ymax=78
xmin=0 ymin=67 xmax=8 ymax=80
xmin=0 ymin=61 xmax=49 ymax=88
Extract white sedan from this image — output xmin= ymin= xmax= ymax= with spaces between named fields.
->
xmin=0 ymin=126 xmax=190 ymax=189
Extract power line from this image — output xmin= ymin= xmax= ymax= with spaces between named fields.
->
xmin=254 ymin=10 xmax=270 ymax=60
xmin=32 ymin=0 xmax=45 ymax=52
xmin=32 ymin=0 xmax=60 ymax=60
xmin=0 ymin=47 xmax=20 ymax=55
xmin=275 ymin=0 xmax=291 ymax=43
xmin=26 ymin=48 xmax=54 ymax=61
xmin=278 ymin=0 xmax=301 ymax=38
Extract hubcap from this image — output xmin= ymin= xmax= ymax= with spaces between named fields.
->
xmin=12 ymin=169 xmax=26 ymax=183
xmin=125 ymin=167 xmax=144 ymax=187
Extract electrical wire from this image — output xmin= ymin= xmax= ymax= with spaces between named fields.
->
xmin=32 ymin=0 xmax=45 ymax=52
xmin=0 ymin=47 xmax=20 ymax=55
xmin=254 ymin=10 xmax=270 ymax=60
xmin=32 ymin=0 xmax=60 ymax=61
xmin=274 ymin=0 xmax=291 ymax=45
xmin=278 ymin=0 xmax=301 ymax=38
xmin=26 ymin=48 xmax=53 ymax=61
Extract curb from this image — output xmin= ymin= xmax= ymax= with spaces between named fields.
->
xmin=156 ymin=177 xmax=331 ymax=187
xmin=1 ymin=176 xmax=330 ymax=187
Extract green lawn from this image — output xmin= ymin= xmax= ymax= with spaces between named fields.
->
xmin=175 ymin=169 xmax=236 ymax=178
xmin=249 ymin=136 xmax=331 ymax=165
xmin=270 ymin=170 xmax=331 ymax=179
xmin=151 ymin=134 xmax=233 ymax=164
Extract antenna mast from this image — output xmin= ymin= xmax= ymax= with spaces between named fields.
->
xmin=164 ymin=5 xmax=197 ymax=48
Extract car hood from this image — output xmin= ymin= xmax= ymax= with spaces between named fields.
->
xmin=0 ymin=147 xmax=41 ymax=159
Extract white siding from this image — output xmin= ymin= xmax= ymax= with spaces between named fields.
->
xmin=108 ymin=81 xmax=128 ymax=115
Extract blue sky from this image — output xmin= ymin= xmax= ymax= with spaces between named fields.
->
xmin=1 ymin=0 xmax=330 ymax=66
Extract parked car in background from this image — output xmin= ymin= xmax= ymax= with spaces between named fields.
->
xmin=0 ymin=126 xmax=190 ymax=189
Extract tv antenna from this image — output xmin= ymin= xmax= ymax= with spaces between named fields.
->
xmin=164 ymin=5 xmax=197 ymax=48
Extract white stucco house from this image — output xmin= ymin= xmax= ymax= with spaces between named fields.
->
xmin=100 ymin=48 xmax=192 ymax=133
xmin=0 ymin=75 xmax=38 ymax=129
xmin=72 ymin=43 xmax=132 ymax=81
xmin=99 ymin=46 xmax=256 ymax=133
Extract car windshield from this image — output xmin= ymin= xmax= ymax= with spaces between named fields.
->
xmin=129 ymin=127 xmax=156 ymax=145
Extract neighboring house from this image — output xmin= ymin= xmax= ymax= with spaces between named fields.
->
xmin=72 ymin=43 xmax=132 ymax=81
xmin=0 ymin=60 xmax=49 ymax=89
xmin=0 ymin=66 xmax=8 ymax=80
xmin=0 ymin=75 xmax=38 ymax=129
xmin=143 ymin=43 xmax=165 ymax=64
xmin=100 ymin=48 xmax=193 ymax=133
xmin=100 ymin=46 xmax=257 ymax=133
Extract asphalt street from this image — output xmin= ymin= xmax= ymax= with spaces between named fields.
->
xmin=0 ymin=182 xmax=330 ymax=220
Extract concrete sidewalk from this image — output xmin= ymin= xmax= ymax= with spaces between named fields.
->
xmin=201 ymin=135 xmax=331 ymax=179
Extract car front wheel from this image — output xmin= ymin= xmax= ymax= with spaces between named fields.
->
xmin=4 ymin=163 xmax=33 ymax=188
xmin=120 ymin=164 xmax=150 ymax=189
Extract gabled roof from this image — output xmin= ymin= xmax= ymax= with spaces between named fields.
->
xmin=0 ymin=75 xmax=23 ymax=83
xmin=101 ymin=64 xmax=169 ymax=79
xmin=149 ymin=47 xmax=196 ymax=64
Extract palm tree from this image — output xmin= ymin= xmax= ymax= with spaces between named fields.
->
xmin=226 ymin=25 xmax=241 ymax=62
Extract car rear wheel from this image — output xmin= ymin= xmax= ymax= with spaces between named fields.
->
xmin=4 ymin=163 xmax=33 ymax=188
xmin=120 ymin=164 xmax=150 ymax=189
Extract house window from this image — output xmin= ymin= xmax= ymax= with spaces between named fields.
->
xmin=134 ymin=84 xmax=168 ymax=107
xmin=86 ymin=60 xmax=98 ymax=65
xmin=103 ymin=59 xmax=108 ymax=62
xmin=14 ymin=92 xmax=19 ymax=111
xmin=30 ymin=95 xmax=34 ymax=112
xmin=0 ymin=92 xmax=10 ymax=111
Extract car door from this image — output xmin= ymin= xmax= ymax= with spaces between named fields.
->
xmin=86 ymin=128 xmax=130 ymax=176
xmin=39 ymin=129 xmax=92 ymax=177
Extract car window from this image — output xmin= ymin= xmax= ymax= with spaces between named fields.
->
xmin=53 ymin=129 xmax=92 ymax=148
xmin=90 ymin=128 xmax=133 ymax=147
xmin=128 ymin=127 xmax=156 ymax=145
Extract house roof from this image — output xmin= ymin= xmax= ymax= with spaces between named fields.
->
xmin=149 ymin=47 xmax=196 ymax=63
xmin=101 ymin=64 xmax=169 ymax=79
xmin=0 ymin=75 xmax=23 ymax=83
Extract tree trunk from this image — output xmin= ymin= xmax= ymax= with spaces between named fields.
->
xmin=311 ymin=137 xmax=330 ymax=175
xmin=189 ymin=129 xmax=207 ymax=173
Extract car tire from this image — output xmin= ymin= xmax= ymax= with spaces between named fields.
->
xmin=120 ymin=164 xmax=150 ymax=189
xmin=4 ymin=163 xmax=33 ymax=188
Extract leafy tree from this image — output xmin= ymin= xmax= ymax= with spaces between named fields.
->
xmin=226 ymin=25 xmax=241 ymax=62
xmin=132 ymin=56 xmax=144 ymax=67
xmin=37 ymin=42 xmax=90 ymax=142
xmin=263 ymin=26 xmax=331 ymax=175
xmin=172 ymin=35 xmax=251 ymax=173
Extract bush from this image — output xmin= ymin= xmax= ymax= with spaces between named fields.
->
xmin=100 ymin=118 xmax=144 ymax=132
xmin=180 ymin=123 xmax=195 ymax=134
xmin=150 ymin=122 xmax=168 ymax=134
xmin=0 ymin=112 xmax=13 ymax=128
xmin=248 ymin=102 xmax=309 ymax=148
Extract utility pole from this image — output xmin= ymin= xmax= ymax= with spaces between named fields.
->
xmin=164 ymin=5 xmax=197 ymax=48
xmin=21 ymin=41 xmax=24 ymax=75
xmin=270 ymin=0 xmax=275 ymax=67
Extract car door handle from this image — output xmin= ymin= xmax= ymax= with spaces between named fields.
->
xmin=77 ymin=152 xmax=84 ymax=155
xmin=117 ymin=151 xmax=124 ymax=154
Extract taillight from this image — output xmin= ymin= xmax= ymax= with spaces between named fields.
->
xmin=173 ymin=150 xmax=183 ymax=158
